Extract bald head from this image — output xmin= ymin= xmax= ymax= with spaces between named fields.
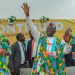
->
xmin=16 ymin=33 xmax=25 ymax=42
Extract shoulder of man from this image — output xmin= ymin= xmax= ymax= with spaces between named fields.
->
xmin=11 ymin=41 xmax=18 ymax=47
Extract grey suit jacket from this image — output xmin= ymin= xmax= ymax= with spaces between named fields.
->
xmin=8 ymin=41 xmax=27 ymax=71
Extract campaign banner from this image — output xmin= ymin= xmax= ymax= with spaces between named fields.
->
xmin=0 ymin=19 xmax=75 ymax=44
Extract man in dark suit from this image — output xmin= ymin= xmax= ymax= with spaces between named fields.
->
xmin=27 ymin=31 xmax=34 ymax=68
xmin=8 ymin=33 xmax=28 ymax=75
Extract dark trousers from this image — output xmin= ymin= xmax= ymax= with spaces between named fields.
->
xmin=64 ymin=53 xmax=74 ymax=67
xmin=11 ymin=69 xmax=20 ymax=75
xmin=11 ymin=64 xmax=25 ymax=75
xmin=29 ymin=57 xmax=34 ymax=68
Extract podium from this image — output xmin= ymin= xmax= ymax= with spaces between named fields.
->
xmin=20 ymin=68 xmax=32 ymax=75
xmin=66 ymin=66 xmax=75 ymax=75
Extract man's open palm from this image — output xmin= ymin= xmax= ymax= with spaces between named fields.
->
xmin=21 ymin=3 xmax=30 ymax=16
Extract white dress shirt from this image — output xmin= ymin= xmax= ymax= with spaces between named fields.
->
xmin=18 ymin=41 xmax=25 ymax=64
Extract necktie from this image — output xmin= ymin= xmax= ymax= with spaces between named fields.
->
xmin=22 ymin=42 xmax=26 ymax=53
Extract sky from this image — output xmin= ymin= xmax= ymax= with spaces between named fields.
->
xmin=0 ymin=0 xmax=75 ymax=19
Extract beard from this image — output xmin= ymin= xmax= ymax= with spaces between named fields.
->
xmin=47 ymin=33 xmax=53 ymax=37
xmin=20 ymin=39 xmax=25 ymax=42
xmin=46 ymin=28 xmax=56 ymax=37
xmin=46 ymin=31 xmax=55 ymax=37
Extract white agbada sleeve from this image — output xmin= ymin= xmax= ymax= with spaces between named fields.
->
xmin=26 ymin=16 xmax=40 ymax=41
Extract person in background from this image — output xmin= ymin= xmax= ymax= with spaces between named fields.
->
xmin=27 ymin=30 xmax=35 ymax=68
xmin=71 ymin=35 xmax=75 ymax=65
xmin=8 ymin=33 xmax=28 ymax=75
xmin=63 ymin=28 xmax=74 ymax=67
xmin=0 ymin=35 xmax=11 ymax=75
xmin=21 ymin=3 xmax=66 ymax=75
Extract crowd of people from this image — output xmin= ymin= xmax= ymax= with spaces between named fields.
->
xmin=0 ymin=3 xmax=75 ymax=75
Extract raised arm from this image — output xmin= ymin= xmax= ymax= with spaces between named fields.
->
xmin=21 ymin=3 xmax=40 ymax=41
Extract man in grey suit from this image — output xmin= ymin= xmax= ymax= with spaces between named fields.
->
xmin=8 ymin=33 xmax=28 ymax=75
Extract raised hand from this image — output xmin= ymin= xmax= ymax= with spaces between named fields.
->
xmin=21 ymin=3 xmax=30 ymax=17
